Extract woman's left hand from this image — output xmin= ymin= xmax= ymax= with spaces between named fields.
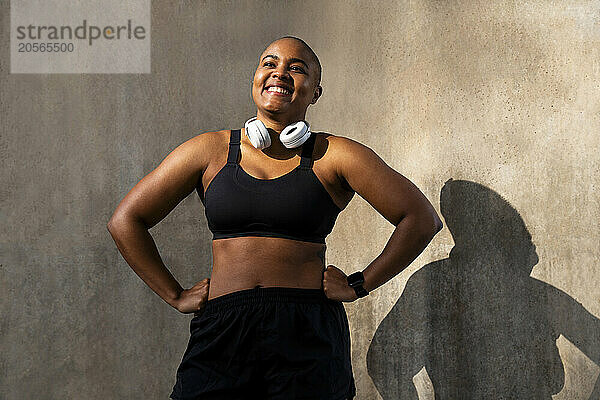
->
xmin=323 ymin=265 xmax=359 ymax=302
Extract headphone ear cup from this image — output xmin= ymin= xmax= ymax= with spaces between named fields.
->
xmin=280 ymin=120 xmax=311 ymax=149
xmin=244 ymin=117 xmax=271 ymax=149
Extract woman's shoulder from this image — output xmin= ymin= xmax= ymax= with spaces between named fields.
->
xmin=188 ymin=129 xmax=231 ymax=151
xmin=173 ymin=130 xmax=231 ymax=169
xmin=313 ymin=131 xmax=377 ymax=162
xmin=190 ymin=129 xmax=230 ymax=144
xmin=314 ymin=131 xmax=370 ymax=147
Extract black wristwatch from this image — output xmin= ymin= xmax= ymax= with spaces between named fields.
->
xmin=347 ymin=271 xmax=369 ymax=298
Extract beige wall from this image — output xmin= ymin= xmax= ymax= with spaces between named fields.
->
xmin=1 ymin=1 xmax=598 ymax=398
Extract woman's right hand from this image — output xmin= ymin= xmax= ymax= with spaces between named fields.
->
xmin=174 ymin=278 xmax=210 ymax=315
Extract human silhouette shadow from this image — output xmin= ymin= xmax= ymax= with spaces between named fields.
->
xmin=367 ymin=179 xmax=600 ymax=399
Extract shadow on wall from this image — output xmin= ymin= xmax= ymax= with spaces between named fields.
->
xmin=367 ymin=179 xmax=600 ymax=399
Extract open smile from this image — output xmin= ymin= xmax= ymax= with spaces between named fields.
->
xmin=263 ymin=85 xmax=293 ymax=98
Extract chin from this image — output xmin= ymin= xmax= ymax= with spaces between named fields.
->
xmin=260 ymin=104 xmax=287 ymax=114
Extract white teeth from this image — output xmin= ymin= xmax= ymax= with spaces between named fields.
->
xmin=267 ymin=86 xmax=291 ymax=95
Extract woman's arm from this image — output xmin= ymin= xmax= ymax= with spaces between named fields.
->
xmin=324 ymin=136 xmax=443 ymax=300
xmin=107 ymin=132 xmax=214 ymax=312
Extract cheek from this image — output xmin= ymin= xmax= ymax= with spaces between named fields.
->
xmin=254 ymin=69 xmax=268 ymax=80
xmin=251 ymin=86 xmax=261 ymax=101
xmin=295 ymin=83 xmax=314 ymax=99
xmin=297 ymin=78 xmax=313 ymax=92
xmin=254 ymin=72 xmax=269 ymax=90
xmin=252 ymin=74 xmax=263 ymax=91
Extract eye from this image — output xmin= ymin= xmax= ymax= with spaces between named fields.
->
xmin=290 ymin=66 xmax=305 ymax=73
xmin=263 ymin=61 xmax=276 ymax=67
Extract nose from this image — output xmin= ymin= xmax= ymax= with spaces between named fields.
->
xmin=272 ymin=65 xmax=291 ymax=81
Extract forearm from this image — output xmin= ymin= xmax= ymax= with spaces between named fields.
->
xmin=362 ymin=213 xmax=442 ymax=293
xmin=107 ymin=214 xmax=184 ymax=308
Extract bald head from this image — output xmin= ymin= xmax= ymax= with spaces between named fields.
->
xmin=263 ymin=36 xmax=322 ymax=87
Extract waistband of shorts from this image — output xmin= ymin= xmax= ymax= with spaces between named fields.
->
xmin=203 ymin=286 xmax=330 ymax=313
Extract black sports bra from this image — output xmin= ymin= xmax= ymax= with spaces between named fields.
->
xmin=197 ymin=129 xmax=342 ymax=244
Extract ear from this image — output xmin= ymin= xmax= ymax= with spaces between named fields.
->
xmin=311 ymin=85 xmax=323 ymax=104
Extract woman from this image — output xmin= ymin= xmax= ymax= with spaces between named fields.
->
xmin=107 ymin=36 xmax=443 ymax=400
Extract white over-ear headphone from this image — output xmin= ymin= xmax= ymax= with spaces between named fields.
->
xmin=244 ymin=117 xmax=311 ymax=149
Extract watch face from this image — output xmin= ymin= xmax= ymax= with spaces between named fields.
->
xmin=347 ymin=272 xmax=369 ymax=297
xmin=348 ymin=272 xmax=365 ymax=287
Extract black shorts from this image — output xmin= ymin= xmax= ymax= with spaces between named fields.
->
xmin=170 ymin=286 xmax=356 ymax=400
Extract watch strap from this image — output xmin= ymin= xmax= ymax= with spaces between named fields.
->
xmin=347 ymin=271 xmax=369 ymax=298
xmin=352 ymin=284 xmax=369 ymax=298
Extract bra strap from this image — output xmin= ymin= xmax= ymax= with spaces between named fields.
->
xmin=298 ymin=133 xmax=316 ymax=170
xmin=226 ymin=129 xmax=241 ymax=164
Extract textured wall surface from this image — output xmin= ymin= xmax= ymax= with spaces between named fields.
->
xmin=1 ymin=1 xmax=599 ymax=399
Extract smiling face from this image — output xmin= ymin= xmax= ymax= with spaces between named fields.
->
xmin=252 ymin=38 xmax=322 ymax=122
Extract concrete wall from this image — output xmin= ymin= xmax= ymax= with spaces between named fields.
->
xmin=2 ymin=0 xmax=599 ymax=398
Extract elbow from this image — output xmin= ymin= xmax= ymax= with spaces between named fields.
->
xmin=107 ymin=216 xmax=120 ymax=235
xmin=427 ymin=204 xmax=444 ymax=235
xmin=107 ymin=210 xmax=123 ymax=233
xmin=429 ymin=214 xmax=444 ymax=239
xmin=433 ymin=213 xmax=444 ymax=233
xmin=107 ymin=218 xmax=118 ymax=234
xmin=107 ymin=211 xmax=120 ymax=231
xmin=107 ymin=210 xmax=138 ymax=234
xmin=414 ymin=210 xmax=444 ymax=240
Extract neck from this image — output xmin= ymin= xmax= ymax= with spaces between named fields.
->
xmin=256 ymin=110 xmax=306 ymax=134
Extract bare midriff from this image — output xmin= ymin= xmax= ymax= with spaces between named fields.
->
xmin=207 ymin=236 xmax=327 ymax=300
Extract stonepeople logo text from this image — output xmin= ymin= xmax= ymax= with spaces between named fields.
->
xmin=15 ymin=19 xmax=146 ymax=46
